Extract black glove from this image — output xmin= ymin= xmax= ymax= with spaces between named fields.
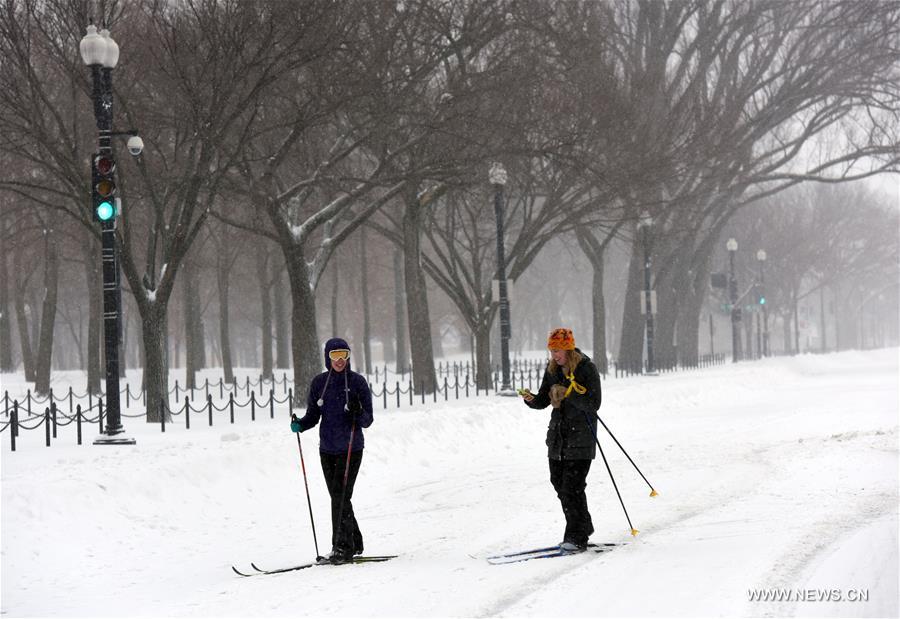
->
xmin=347 ymin=395 xmax=362 ymax=424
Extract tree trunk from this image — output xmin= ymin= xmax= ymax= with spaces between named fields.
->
xmin=142 ymin=302 xmax=170 ymax=423
xmin=13 ymin=251 xmax=35 ymax=382
xmin=284 ymin=243 xmax=320 ymax=389
xmin=676 ymin=263 xmax=712 ymax=367
xmin=0 ymin=227 xmax=13 ymax=373
xmin=393 ymin=247 xmax=408 ymax=373
xmin=34 ymin=229 xmax=60 ymax=395
xmin=84 ymin=234 xmax=102 ymax=393
xmin=618 ymin=236 xmax=645 ymax=365
xmin=402 ymin=193 xmax=437 ymax=393
xmin=575 ymin=229 xmax=608 ymax=375
xmin=272 ymin=258 xmax=290 ymax=369
xmin=819 ymin=286 xmax=827 ymax=352
xmin=330 ymin=258 xmax=339 ymax=338
xmin=782 ymin=311 xmax=792 ymax=355
xmin=792 ymin=290 xmax=800 ymax=354
xmin=256 ymin=249 xmax=273 ymax=379
xmin=183 ymin=257 xmax=203 ymax=389
xmin=216 ymin=249 xmax=235 ymax=384
xmin=474 ymin=320 xmax=492 ymax=390
xmin=360 ymin=228 xmax=372 ymax=375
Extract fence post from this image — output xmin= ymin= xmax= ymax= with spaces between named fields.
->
xmin=283 ymin=372 xmax=288 ymax=395
xmin=269 ymin=390 xmax=274 ymax=419
xmin=26 ymin=389 xmax=32 ymax=415
xmin=408 ymin=380 xmax=413 ymax=406
xmin=51 ymin=402 xmax=58 ymax=439
xmin=395 ymin=381 xmax=400 ymax=408
xmin=205 ymin=378 xmax=210 ymax=401
xmin=465 ymin=375 xmax=470 ymax=398
xmin=207 ymin=395 xmax=213 ymax=426
xmin=455 ymin=377 xmax=459 ymax=400
xmin=246 ymin=376 xmax=250 ymax=397
xmin=11 ymin=402 xmax=17 ymax=451
xmin=185 ymin=397 xmax=191 ymax=430
xmin=88 ymin=390 xmax=93 ymax=414
xmin=251 ymin=392 xmax=256 ymax=422
xmin=382 ymin=383 xmax=387 ymax=409
xmin=288 ymin=388 xmax=293 ymax=414
xmin=76 ymin=404 xmax=82 ymax=445
xmin=444 ymin=377 xmax=448 ymax=401
xmin=174 ymin=379 xmax=180 ymax=403
xmin=45 ymin=408 xmax=51 ymax=447
xmin=219 ymin=378 xmax=224 ymax=399
xmin=229 ymin=392 xmax=235 ymax=424
xmin=126 ymin=384 xmax=130 ymax=408
xmin=4 ymin=390 xmax=8 ymax=417
xmin=98 ymin=398 xmax=104 ymax=434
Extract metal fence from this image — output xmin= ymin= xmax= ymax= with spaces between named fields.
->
xmin=2 ymin=353 xmax=727 ymax=452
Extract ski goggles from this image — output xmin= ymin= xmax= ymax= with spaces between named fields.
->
xmin=328 ymin=349 xmax=350 ymax=362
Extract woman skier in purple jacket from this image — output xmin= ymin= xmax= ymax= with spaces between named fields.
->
xmin=291 ymin=337 xmax=374 ymax=562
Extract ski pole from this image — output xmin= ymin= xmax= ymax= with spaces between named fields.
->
xmin=595 ymin=413 xmax=658 ymax=497
xmin=334 ymin=420 xmax=357 ymax=555
xmin=294 ymin=428 xmax=322 ymax=560
xmin=582 ymin=411 xmax=639 ymax=537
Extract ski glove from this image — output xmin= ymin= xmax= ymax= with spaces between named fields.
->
xmin=290 ymin=414 xmax=302 ymax=433
xmin=347 ymin=395 xmax=362 ymax=424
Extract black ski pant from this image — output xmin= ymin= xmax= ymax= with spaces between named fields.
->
xmin=320 ymin=450 xmax=364 ymax=554
xmin=549 ymin=458 xmax=594 ymax=545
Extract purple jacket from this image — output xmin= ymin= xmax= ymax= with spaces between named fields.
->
xmin=296 ymin=338 xmax=373 ymax=455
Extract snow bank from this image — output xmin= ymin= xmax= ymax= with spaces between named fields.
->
xmin=2 ymin=349 xmax=897 ymax=617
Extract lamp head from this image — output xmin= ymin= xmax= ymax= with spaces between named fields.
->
xmin=726 ymin=238 xmax=738 ymax=252
xmin=99 ymin=29 xmax=119 ymax=68
xmin=79 ymin=24 xmax=106 ymax=66
xmin=489 ymin=162 xmax=507 ymax=186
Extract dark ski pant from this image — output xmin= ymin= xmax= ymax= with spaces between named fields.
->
xmin=549 ymin=458 xmax=594 ymax=545
xmin=320 ymin=450 xmax=364 ymax=554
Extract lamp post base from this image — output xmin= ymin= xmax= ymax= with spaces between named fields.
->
xmin=93 ymin=433 xmax=137 ymax=446
xmin=643 ymin=370 xmax=660 ymax=377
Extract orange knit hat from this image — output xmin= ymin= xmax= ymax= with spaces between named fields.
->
xmin=547 ymin=328 xmax=575 ymax=350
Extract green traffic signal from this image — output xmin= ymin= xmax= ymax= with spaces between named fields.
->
xmin=96 ymin=200 xmax=116 ymax=221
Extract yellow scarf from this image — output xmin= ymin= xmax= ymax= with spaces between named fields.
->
xmin=564 ymin=371 xmax=587 ymax=397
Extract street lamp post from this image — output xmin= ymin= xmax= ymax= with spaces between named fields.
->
xmin=757 ymin=249 xmax=768 ymax=357
xmin=727 ymin=238 xmax=741 ymax=363
xmin=639 ymin=212 xmax=657 ymax=374
xmin=489 ymin=162 xmax=514 ymax=395
xmin=81 ymin=24 xmax=135 ymax=445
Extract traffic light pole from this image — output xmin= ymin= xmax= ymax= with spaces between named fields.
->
xmin=91 ymin=63 xmax=132 ymax=445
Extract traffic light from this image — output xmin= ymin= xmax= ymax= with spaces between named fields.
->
xmin=92 ymin=154 xmax=117 ymax=222
xmin=754 ymin=283 xmax=766 ymax=305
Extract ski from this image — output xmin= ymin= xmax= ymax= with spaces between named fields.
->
xmin=487 ymin=543 xmax=619 ymax=565
xmin=233 ymin=555 xmax=397 ymax=577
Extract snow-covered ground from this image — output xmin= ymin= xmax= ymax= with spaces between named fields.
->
xmin=2 ymin=349 xmax=897 ymax=617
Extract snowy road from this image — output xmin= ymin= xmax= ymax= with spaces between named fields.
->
xmin=2 ymin=349 xmax=897 ymax=617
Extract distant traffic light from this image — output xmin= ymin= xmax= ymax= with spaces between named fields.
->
xmin=92 ymin=154 xmax=117 ymax=222
xmin=754 ymin=283 xmax=767 ymax=305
